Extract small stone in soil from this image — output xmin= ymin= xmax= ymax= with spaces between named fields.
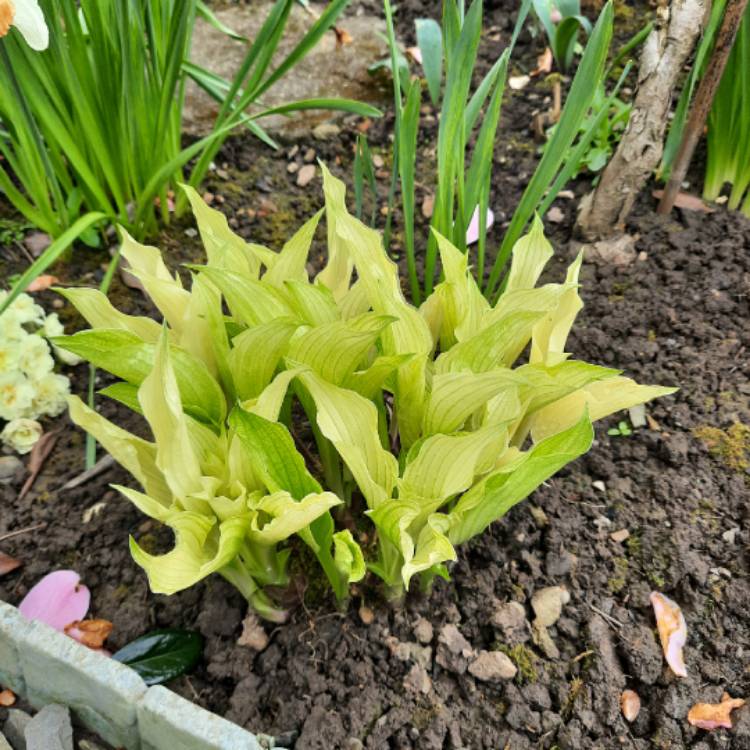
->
xmin=491 ymin=600 xmax=529 ymax=644
xmin=531 ymin=586 xmax=570 ymax=628
xmin=302 ymin=148 xmax=316 ymax=163
xmin=0 ymin=456 xmax=22 ymax=482
xmin=610 ymin=528 xmax=630 ymax=543
xmin=296 ymin=164 xmax=316 ymax=187
xmin=468 ymin=650 xmax=517 ymax=682
xmin=412 ymin=617 xmax=433 ymax=644
xmin=237 ymin=612 xmax=269 ymax=651
xmin=24 ymin=704 xmax=73 ymax=750
xmin=532 ymin=623 xmax=559 ymax=659
xmin=403 ymin=663 xmax=432 ymax=694
xmin=358 ymin=605 xmax=374 ymax=625
xmin=312 ymin=122 xmax=341 ymax=140
xmin=3 ymin=709 xmax=30 ymax=750
xmin=287 ymin=162 xmax=299 ymax=174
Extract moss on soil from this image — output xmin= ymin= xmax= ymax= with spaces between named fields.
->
xmin=693 ymin=422 xmax=750 ymax=472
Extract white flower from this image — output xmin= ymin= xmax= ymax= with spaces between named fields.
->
xmin=29 ymin=371 xmax=69 ymax=418
xmin=0 ymin=308 xmax=26 ymax=342
xmin=0 ymin=0 xmax=49 ymax=51
xmin=8 ymin=293 xmax=45 ymax=326
xmin=0 ymin=371 xmax=34 ymax=420
xmin=1 ymin=418 xmax=42 ymax=455
xmin=42 ymin=313 xmax=82 ymax=366
xmin=17 ymin=334 xmax=54 ymax=377
xmin=0 ymin=338 xmax=20 ymax=374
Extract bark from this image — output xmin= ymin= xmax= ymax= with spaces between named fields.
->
xmin=576 ymin=0 xmax=706 ymax=240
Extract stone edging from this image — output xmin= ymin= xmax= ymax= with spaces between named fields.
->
xmin=0 ymin=600 xmax=261 ymax=750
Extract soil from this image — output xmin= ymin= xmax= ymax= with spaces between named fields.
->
xmin=2 ymin=0 xmax=750 ymax=749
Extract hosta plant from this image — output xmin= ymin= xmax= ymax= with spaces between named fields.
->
xmin=56 ymin=166 xmax=674 ymax=618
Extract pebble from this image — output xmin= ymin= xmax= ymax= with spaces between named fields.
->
xmin=358 ymin=606 xmax=374 ymax=625
xmin=437 ymin=624 xmax=472 ymax=656
xmin=531 ymin=586 xmax=570 ymax=628
xmin=312 ymin=123 xmax=341 ymax=140
xmin=403 ymin=663 xmax=432 ymax=694
xmin=532 ymin=622 xmax=559 ymax=659
xmin=490 ymin=600 xmax=529 ymax=644
xmin=722 ymin=527 xmax=740 ymax=544
xmin=296 ymin=164 xmax=316 ymax=187
xmin=302 ymin=148 xmax=316 ymax=163
xmin=610 ymin=529 xmax=630 ymax=543
xmin=287 ymin=162 xmax=299 ymax=174
xmin=0 ymin=456 xmax=22 ymax=482
xmin=3 ymin=708 xmax=30 ymax=750
xmin=24 ymin=704 xmax=73 ymax=750
xmin=23 ymin=232 xmax=51 ymax=257
xmin=412 ymin=617 xmax=433 ymax=644
xmin=468 ymin=650 xmax=517 ymax=682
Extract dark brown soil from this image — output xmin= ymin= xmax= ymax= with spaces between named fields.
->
xmin=2 ymin=2 xmax=750 ymax=749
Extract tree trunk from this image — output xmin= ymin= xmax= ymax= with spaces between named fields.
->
xmin=576 ymin=0 xmax=706 ymax=240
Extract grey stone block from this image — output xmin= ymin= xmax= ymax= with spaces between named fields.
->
xmin=3 ymin=709 xmax=31 ymax=750
xmin=0 ymin=732 xmax=11 ymax=750
xmin=0 ymin=601 xmax=25 ymax=694
xmin=139 ymin=686 xmax=261 ymax=750
xmin=19 ymin=620 xmax=146 ymax=750
xmin=24 ymin=704 xmax=73 ymax=750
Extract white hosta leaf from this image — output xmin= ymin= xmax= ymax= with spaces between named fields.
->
xmin=528 ymin=377 xmax=677 ymax=442
xmin=504 ymin=215 xmax=553 ymax=292
xmin=113 ymin=485 xmax=174 ymax=523
xmin=137 ymin=331 xmax=202 ymax=500
xmin=530 ymin=250 xmax=584 ymax=366
xmin=449 ymin=411 xmax=594 ymax=545
xmin=130 ymin=512 xmax=249 ymax=595
xmin=338 ymin=280 xmax=371 ymax=320
xmin=401 ymin=513 xmax=456 ymax=587
xmin=344 ymin=354 xmax=413 ymax=399
xmin=229 ymin=319 xmax=299 ymax=400
xmin=423 ymin=369 xmax=524 ymax=435
xmin=67 ymin=395 xmax=171 ymax=506
xmin=287 ymin=313 xmax=395 ymax=385
xmin=249 ymin=491 xmax=341 ymax=545
xmin=333 ymin=529 xmax=366 ymax=583
xmin=263 ymin=210 xmax=323 ymax=287
xmin=56 ymin=288 xmax=161 ymax=342
xmin=299 ymin=369 xmax=398 ymax=509
xmin=283 ymin=280 xmax=340 ymax=326
xmin=246 ymin=368 xmax=304 ymax=422
xmin=317 ymin=165 xmax=354 ymax=301
xmin=120 ymin=230 xmax=191 ymax=333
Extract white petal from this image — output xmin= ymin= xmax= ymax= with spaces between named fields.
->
xmin=13 ymin=0 xmax=48 ymax=51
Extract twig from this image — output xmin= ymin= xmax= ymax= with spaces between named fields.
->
xmin=60 ymin=454 xmax=116 ymax=491
xmin=588 ymin=603 xmax=623 ymax=629
xmin=658 ymin=0 xmax=750 ymax=214
xmin=0 ymin=522 xmax=47 ymax=543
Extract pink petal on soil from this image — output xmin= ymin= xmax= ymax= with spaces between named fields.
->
xmin=19 ymin=570 xmax=90 ymax=631
xmin=650 ymin=591 xmax=687 ymax=677
xmin=466 ymin=207 xmax=495 ymax=245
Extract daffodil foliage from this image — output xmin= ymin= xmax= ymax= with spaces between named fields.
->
xmin=55 ymin=166 xmax=675 ymax=618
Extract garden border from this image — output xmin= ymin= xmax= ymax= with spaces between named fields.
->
xmin=0 ymin=599 xmax=263 ymax=750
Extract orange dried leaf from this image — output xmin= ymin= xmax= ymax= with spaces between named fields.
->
xmin=0 ymin=689 xmax=16 ymax=707
xmin=650 ymin=591 xmax=687 ymax=677
xmin=26 ymin=275 xmax=59 ymax=292
xmin=65 ymin=618 xmax=113 ymax=649
xmin=0 ymin=551 xmax=22 ymax=577
xmin=532 ymin=47 xmax=553 ymax=76
xmin=688 ymin=693 xmax=745 ymax=730
xmin=334 ymin=26 xmax=353 ymax=46
xmin=406 ymin=46 xmax=423 ymax=65
xmin=620 ymin=689 xmax=640 ymax=722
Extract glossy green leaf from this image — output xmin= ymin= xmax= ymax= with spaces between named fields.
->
xmin=113 ymin=629 xmax=203 ymax=686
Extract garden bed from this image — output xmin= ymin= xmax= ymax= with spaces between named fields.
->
xmin=2 ymin=0 xmax=750 ymax=748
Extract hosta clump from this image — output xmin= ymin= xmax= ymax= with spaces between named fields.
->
xmin=56 ymin=166 xmax=674 ymax=618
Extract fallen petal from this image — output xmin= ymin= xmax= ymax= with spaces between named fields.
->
xmin=650 ymin=591 xmax=687 ymax=677
xmin=406 ymin=45 xmax=423 ymax=65
xmin=0 ymin=689 xmax=15 ymax=707
xmin=621 ymin=689 xmax=641 ymax=722
xmin=509 ymin=74 xmax=530 ymax=91
xmin=688 ymin=693 xmax=745 ymax=730
xmin=466 ymin=207 xmax=495 ymax=245
xmin=65 ymin=619 xmax=113 ymax=650
xmin=19 ymin=570 xmax=90 ymax=631
xmin=26 ymin=274 xmax=59 ymax=292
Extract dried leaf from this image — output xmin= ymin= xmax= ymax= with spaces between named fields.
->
xmin=26 ymin=274 xmax=59 ymax=292
xmin=65 ymin=618 xmax=113 ymax=649
xmin=0 ymin=551 xmax=22 ymax=577
xmin=0 ymin=689 xmax=16 ymax=707
xmin=688 ymin=693 xmax=745 ymax=730
xmin=334 ymin=26 xmax=353 ymax=46
xmin=19 ymin=429 xmax=60 ymax=501
xmin=650 ymin=591 xmax=688 ymax=677
xmin=532 ymin=47 xmax=553 ymax=76
xmin=652 ymin=189 xmax=715 ymax=213
xmin=421 ymin=193 xmax=435 ymax=219
xmin=620 ymin=689 xmax=640 ymax=722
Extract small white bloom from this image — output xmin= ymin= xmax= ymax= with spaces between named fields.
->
xmin=0 ymin=339 xmax=21 ymax=374
xmin=0 ymin=371 xmax=34 ymax=420
xmin=42 ymin=312 xmax=64 ymax=338
xmin=0 ymin=0 xmax=49 ymax=51
xmin=1 ymin=418 xmax=42 ymax=455
xmin=29 ymin=371 xmax=69 ymax=418
xmin=0 ymin=308 xmax=26 ymax=342
xmin=17 ymin=334 xmax=54 ymax=377
xmin=8 ymin=293 xmax=44 ymax=326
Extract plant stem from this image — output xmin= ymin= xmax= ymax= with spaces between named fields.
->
xmin=658 ymin=0 xmax=750 ymax=214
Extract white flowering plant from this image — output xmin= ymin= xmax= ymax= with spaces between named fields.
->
xmin=0 ymin=290 xmax=77 ymax=454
